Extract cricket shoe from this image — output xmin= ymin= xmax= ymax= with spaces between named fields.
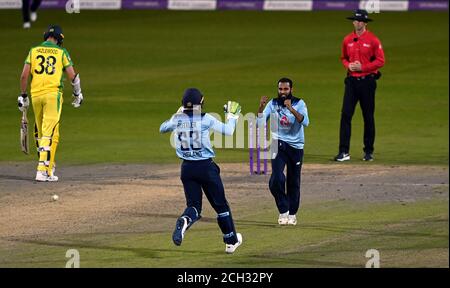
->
xmin=172 ymin=216 xmax=188 ymax=246
xmin=47 ymin=174 xmax=59 ymax=182
xmin=363 ymin=153 xmax=374 ymax=161
xmin=225 ymin=233 xmax=243 ymax=254
xmin=35 ymin=171 xmax=59 ymax=182
xmin=49 ymin=165 xmax=58 ymax=181
xmin=23 ymin=22 xmax=31 ymax=29
xmin=30 ymin=12 xmax=37 ymax=22
xmin=288 ymin=215 xmax=297 ymax=226
xmin=35 ymin=171 xmax=48 ymax=182
xmin=334 ymin=152 xmax=350 ymax=162
xmin=278 ymin=211 xmax=289 ymax=225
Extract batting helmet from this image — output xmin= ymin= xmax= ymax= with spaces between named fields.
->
xmin=44 ymin=25 xmax=64 ymax=46
xmin=182 ymin=88 xmax=204 ymax=110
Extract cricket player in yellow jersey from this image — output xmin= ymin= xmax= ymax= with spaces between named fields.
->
xmin=18 ymin=25 xmax=83 ymax=182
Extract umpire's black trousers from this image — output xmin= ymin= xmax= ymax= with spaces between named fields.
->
xmin=339 ymin=75 xmax=377 ymax=154
xmin=269 ymin=140 xmax=303 ymax=215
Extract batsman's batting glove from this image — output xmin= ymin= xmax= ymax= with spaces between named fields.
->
xmin=72 ymin=92 xmax=83 ymax=108
xmin=71 ymin=73 xmax=82 ymax=96
xmin=71 ymin=73 xmax=83 ymax=108
xmin=18 ymin=93 xmax=29 ymax=112
xmin=224 ymin=101 xmax=241 ymax=120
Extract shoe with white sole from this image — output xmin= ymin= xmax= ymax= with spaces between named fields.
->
xmin=35 ymin=171 xmax=59 ymax=182
xmin=225 ymin=233 xmax=242 ymax=254
xmin=172 ymin=216 xmax=188 ymax=246
xmin=30 ymin=12 xmax=37 ymax=22
xmin=334 ymin=152 xmax=350 ymax=162
xmin=288 ymin=215 xmax=297 ymax=226
xmin=278 ymin=211 xmax=289 ymax=225
xmin=23 ymin=22 xmax=31 ymax=29
xmin=35 ymin=171 xmax=48 ymax=182
xmin=47 ymin=174 xmax=59 ymax=182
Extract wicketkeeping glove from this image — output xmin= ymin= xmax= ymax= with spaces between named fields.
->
xmin=72 ymin=92 xmax=83 ymax=108
xmin=223 ymin=101 xmax=241 ymax=120
xmin=18 ymin=93 xmax=29 ymax=112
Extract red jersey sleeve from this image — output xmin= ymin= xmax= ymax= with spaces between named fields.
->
xmin=362 ymin=37 xmax=385 ymax=73
xmin=340 ymin=38 xmax=350 ymax=70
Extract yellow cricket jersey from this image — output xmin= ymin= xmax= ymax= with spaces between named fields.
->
xmin=25 ymin=41 xmax=74 ymax=97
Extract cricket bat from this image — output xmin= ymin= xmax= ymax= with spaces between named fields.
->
xmin=20 ymin=109 xmax=29 ymax=154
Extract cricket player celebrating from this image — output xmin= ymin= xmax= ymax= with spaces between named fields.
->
xmin=258 ymin=78 xmax=309 ymax=226
xmin=18 ymin=25 xmax=83 ymax=182
xmin=159 ymin=88 xmax=243 ymax=254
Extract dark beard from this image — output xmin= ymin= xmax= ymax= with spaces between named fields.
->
xmin=277 ymin=93 xmax=293 ymax=106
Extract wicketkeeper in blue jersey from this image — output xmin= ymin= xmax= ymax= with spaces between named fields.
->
xmin=258 ymin=78 xmax=309 ymax=226
xmin=159 ymin=88 xmax=243 ymax=254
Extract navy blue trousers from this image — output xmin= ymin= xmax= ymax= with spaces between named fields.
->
xmin=180 ymin=159 xmax=238 ymax=244
xmin=269 ymin=140 xmax=303 ymax=215
xmin=22 ymin=0 xmax=42 ymax=22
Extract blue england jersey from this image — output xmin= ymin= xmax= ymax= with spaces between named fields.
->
xmin=160 ymin=112 xmax=237 ymax=160
xmin=258 ymin=96 xmax=309 ymax=149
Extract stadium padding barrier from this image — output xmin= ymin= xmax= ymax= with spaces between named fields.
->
xmin=0 ymin=0 xmax=448 ymax=11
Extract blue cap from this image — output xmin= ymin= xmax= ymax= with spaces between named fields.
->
xmin=44 ymin=25 xmax=64 ymax=45
xmin=182 ymin=88 xmax=204 ymax=109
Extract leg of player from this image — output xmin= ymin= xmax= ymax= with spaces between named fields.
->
xmin=36 ymin=136 xmax=51 ymax=181
xmin=21 ymin=0 xmax=31 ymax=28
xmin=48 ymin=123 xmax=59 ymax=178
xmin=30 ymin=0 xmax=42 ymax=22
xmin=285 ymin=148 xmax=303 ymax=226
xmin=269 ymin=141 xmax=289 ymax=224
xmin=173 ymin=206 xmax=201 ymax=246
xmin=202 ymin=161 xmax=242 ymax=254
xmin=173 ymin=162 xmax=203 ymax=246
xmin=31 ymin=96 xmax=48 ymax=181
xmin=37 ymin=92 xmax=62 ymax=182
xmin=217 ymin=210 xmax=242 ymax=254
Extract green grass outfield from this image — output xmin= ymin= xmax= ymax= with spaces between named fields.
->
xmin=0 ymin=10 xmax=448 ymax=165
xmin=0 ymin=199 xmax=447 ymax=268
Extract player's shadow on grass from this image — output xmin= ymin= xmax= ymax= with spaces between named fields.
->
xmin=124 ymin=212 xmax=279 ymax=228
xmin=8 ymin=237 xmax=217 ymax=262
xmin=124 ymin=212 xmax=216 ymax=223
xmin=112 ymin=212 xmax=448 ymax=239
xmin=7 ymin=237 xmax=358 ymax=267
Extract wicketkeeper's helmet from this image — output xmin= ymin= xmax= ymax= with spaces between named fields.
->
xmin=182 ymin=88 xmax=204 ymax=110
xmin=44 ymin=25 xmax=64 ymax=46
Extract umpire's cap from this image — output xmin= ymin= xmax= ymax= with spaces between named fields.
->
xmin=346 ymin=9 xmax=373 ymax=22
xmin=182 ymin=88 xmax=204 ymax=109
xmin=44 ymin=25 xmax=64 ymax=46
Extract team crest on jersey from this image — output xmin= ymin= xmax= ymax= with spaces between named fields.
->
xmin=280 ymin=115 xmax=290 ymax=126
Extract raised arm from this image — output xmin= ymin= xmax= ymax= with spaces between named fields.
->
xmin=160 ymin=116 xmax=177 ymax=133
